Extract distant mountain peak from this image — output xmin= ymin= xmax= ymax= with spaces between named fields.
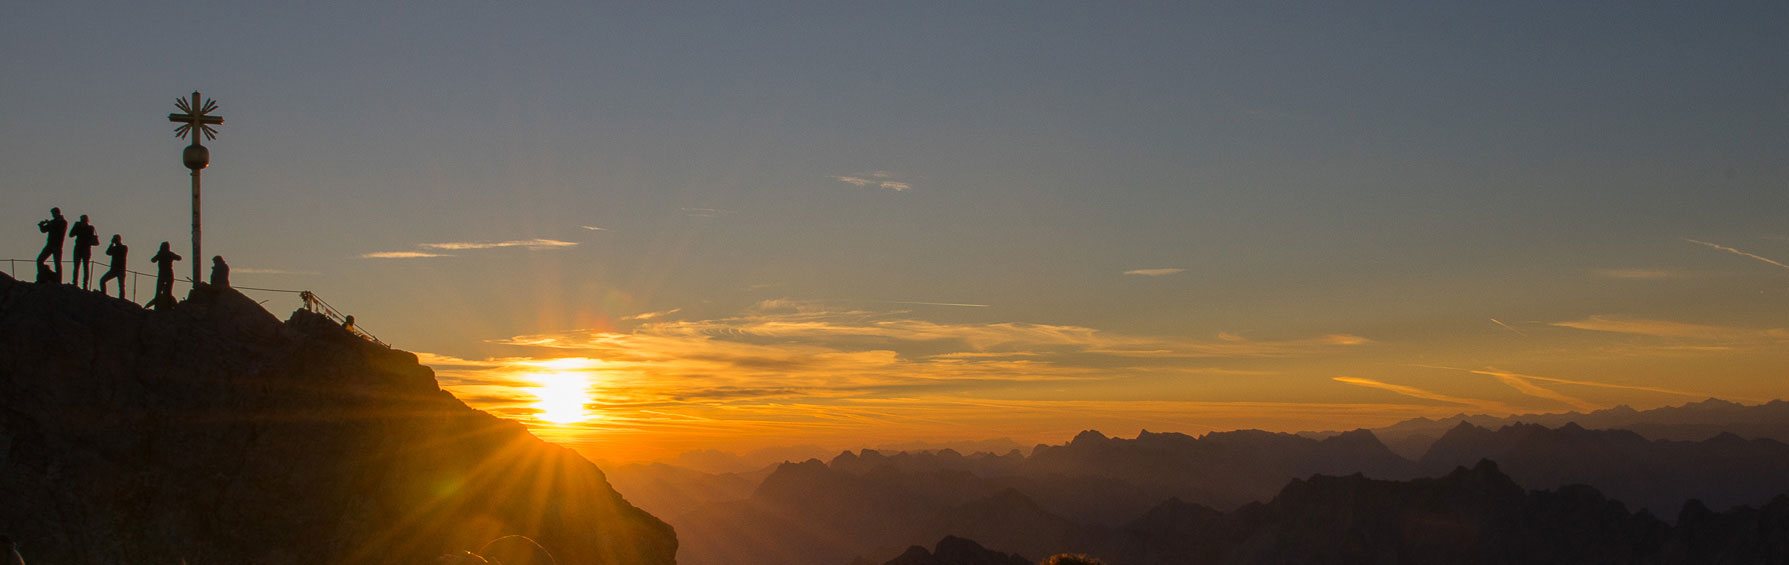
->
xmin=1070 ymin=430 xmax=1109 ymax=445
xmin=882 ymin=535 xmax=1030 ymax=565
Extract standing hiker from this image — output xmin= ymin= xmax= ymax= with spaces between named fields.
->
xmin=68 ymin=214 xmax=98 ymax=289
xmin=35 ymin=207 xmax=67 ymax=282
xmin=98 ymin=235 xmax=129 ymax=299
xmin=148 ymin=241 xmax=182 ymax=310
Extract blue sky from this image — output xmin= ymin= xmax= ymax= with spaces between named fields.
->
xmin=5 ymin=3 xmax=1787 ymax=461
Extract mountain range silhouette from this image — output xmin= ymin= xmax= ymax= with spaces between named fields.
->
xmin=875 ymin=460 xmax=1789 ymax=564
xmin=647 ymin=413 xmax=1789 ymax=564
xmin=1341 ymin=398 xmax=1789 ymax=459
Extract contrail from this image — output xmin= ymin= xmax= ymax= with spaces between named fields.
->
xmin=1490 ymin=318 xmax=1528 ymax=337
xmin=1471 ymin=370 xmax=1598 ymax=411
xmin=1686 ymin=239 xmax=1789 ymax=272
xmin=1477 ymin=370 xmax=1726 ymax=399
xmin=1331 ymin=376 xmax=1518 ymax=413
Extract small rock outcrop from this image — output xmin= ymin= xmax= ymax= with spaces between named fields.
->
xmin=0 ymin=275 xmax=675 ymax=564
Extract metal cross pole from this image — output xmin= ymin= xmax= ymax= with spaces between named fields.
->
xmin=168 ymin=91 xmax=224 ymax=286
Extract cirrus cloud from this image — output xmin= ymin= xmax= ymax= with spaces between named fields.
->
xmin=1124 ymin=268 xmax=1185 ymax=277
xmin=359 ymin=251 xmax=450 ymax=259
xmin=833 ymin=170 xmax=913 ymax=191
xmin=361 ymin=237 xmax=579 ymax=259
xmin=420 ymin=239 xmax=578 ymax=250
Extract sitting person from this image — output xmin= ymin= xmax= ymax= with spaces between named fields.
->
xmin=209 ymin=255 xmax=230 ymax=288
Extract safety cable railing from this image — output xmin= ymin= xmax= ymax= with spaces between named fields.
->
xmin=5 ymin=258 xmax=387 ymax=348
xmin=298 ymin=290 xmax=386 ymax=347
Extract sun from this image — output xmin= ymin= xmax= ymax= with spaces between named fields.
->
xmin=531 ymin=371 xmax=594 ymax=424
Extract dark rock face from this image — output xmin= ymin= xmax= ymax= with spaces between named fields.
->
xmin=0 ymin=275 xmax=675 ymax=564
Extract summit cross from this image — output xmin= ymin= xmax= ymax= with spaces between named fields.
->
xmin=166 ymin=91 xmax=223 ymax=286
xmin=168 ymin=92 xmax=224 ymax=142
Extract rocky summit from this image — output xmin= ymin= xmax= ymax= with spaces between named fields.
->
xmin=0 ymin=274 xmax=675 ymax=564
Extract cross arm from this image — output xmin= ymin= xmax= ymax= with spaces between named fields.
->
xmin=168 ymin=113 xmax=225 ymax=125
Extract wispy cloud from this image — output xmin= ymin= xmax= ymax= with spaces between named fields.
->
xmin=833 ymin=170 xmax=913 ymax=191
xmin=625 ymin=308 xmax=682 ymax=321
xmin=439 ymin=301 xmax=1371 ymax=411
xmin=1551 ymin=315 xmax=1746 ymax=340
xmin=580 ymin=225 xmax=606 ymax=231
xmin=360 ymin=251 xmax=449 ymax=259
xmin=1489 ymin=318 xmax=1527 ymax=337
xmin=1686 ymin=238 xmax=1789 ymax=272
xmin=1124 ymin=268 xmax=1185 ymax=277
xmin=420 ymin=239 xmax=578 ymax=250
xmin=888 ymin=301 xmax=990 ymax=308
xmin=1332 ymin=376 xmax=1519 ymax=413
xmin=363 ymin=238 xmax=578 ymax=258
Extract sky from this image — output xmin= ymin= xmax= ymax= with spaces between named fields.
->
xmin=4 ymin=3 xmax=1788 ymax=464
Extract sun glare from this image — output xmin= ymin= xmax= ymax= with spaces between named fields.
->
xmin=531 ymin=371 xmax=595 ymax=424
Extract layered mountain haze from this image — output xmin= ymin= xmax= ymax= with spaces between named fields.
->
xmin=1333 ymin=399 xmax=1789 ymax=459
xmin=0 ymin=275 xmax=674 ymax=564
xmin=1088 ymin=460 xmax=1789 ymax=564
xmin=634 ymin=407 xmax=1789 ymax=564
xmin=667 ymin=428 xmax=1425 ymax=564
xmin=889 ymin=461 xmax=1789 ymax=564
xmin=1419 ymin=421 xmax=1789 ymax=514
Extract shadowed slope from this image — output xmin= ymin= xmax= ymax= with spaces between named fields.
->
xmin=0 ymin=275 xmax=675 ymax=564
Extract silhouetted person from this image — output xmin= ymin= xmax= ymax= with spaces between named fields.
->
xmin=98 ymin=235 xmax=128 ymax=299
xmin=209 ymin=255 xmax=229 ymax=288
xmin=68 ymin=214 xmax=98 ymax=289
xmin=35 ymin=207 xmax=66 ymax=280
xmin=148 ymin=242 xmax=181 ymax=310
xmin=343 ymin=315 xmax=356 ymax=333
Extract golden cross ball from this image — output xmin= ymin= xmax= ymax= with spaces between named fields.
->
xmin=168 ymin=91 xmax=223 ymax=170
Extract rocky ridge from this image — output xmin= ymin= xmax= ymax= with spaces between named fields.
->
xmin=0 ymin=274 xmax=675 ymax=564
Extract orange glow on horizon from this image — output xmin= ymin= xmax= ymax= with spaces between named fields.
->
xmin=427 ymin=299 xmax=1789 ymax=467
